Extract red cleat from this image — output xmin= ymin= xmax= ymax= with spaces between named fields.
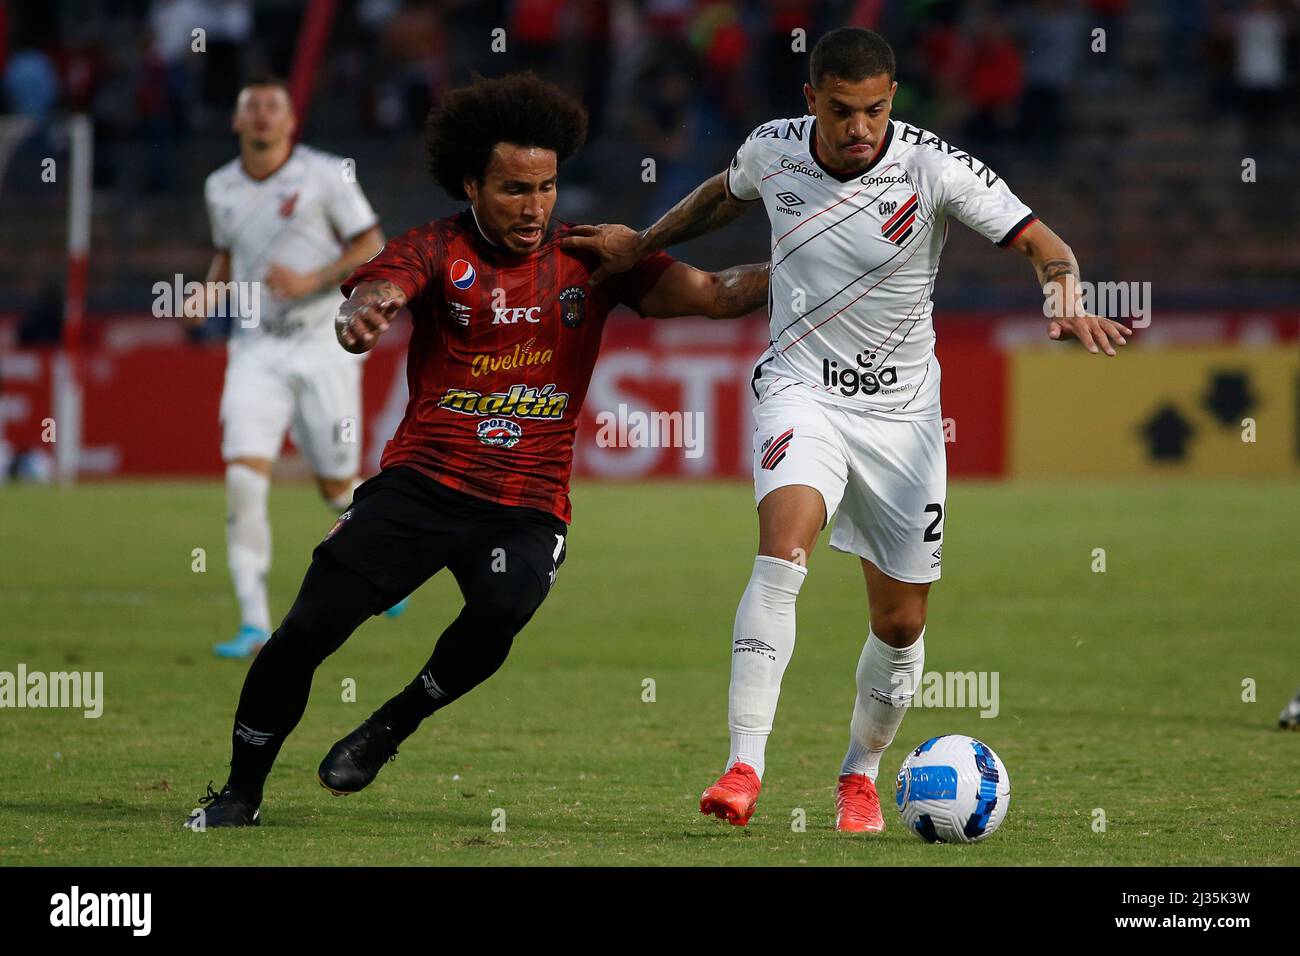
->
xmin=700 ymin=762 xmax=762 ymax=826
xmin=836 ymin=773 xmax=885 ymax=833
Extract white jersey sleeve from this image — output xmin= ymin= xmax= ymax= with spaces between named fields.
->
xmin=726 ymin=127 xmax=766 ymax=202
xmin=935 ymin=147 xmax=1035 ymax=247
xmin=320 ymin=157 xmax=379 ymax=240
xmin=203 ymin=172 xmax=230 ymax=251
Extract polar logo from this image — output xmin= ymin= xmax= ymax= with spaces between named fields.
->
xmin=477 ymin=418 xmax=522 ymax=448
xmin=450 ymin=259 xmax=476 ymax=290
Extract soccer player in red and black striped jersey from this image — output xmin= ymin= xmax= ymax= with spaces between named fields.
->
xmin=186 ymin=73 xmax=769 ymax=828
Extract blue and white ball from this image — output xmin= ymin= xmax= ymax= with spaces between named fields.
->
xmin=894 ymin=735 xmax=1011 ymax=843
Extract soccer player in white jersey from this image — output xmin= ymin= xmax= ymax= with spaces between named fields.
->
xmin=565 ymin=28 xmax=1131 ymax=831
xmin=184 ymin=75 xmax=389 ymax=659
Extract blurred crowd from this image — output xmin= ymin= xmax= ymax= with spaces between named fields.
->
xmin=2 ymin=0 xmax=1299 ymax=319
xmin=5 ymin=0 xmax=1299 ymax=179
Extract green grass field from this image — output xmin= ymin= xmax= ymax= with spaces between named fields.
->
xmin=1 ymin=479 xmax=1296 ymax=866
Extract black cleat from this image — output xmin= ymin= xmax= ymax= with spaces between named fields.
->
xmin=317 ymin=718 xmax=400 ymax=795
xmin=184 ymin=781 xmax=261 ymax=829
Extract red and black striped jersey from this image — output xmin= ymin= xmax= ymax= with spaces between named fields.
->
xmin=343 ymin=210 xmax=674 ymax=523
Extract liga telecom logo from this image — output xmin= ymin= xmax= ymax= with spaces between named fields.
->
xmin=450 ymin=258 xmax=476 ymax=290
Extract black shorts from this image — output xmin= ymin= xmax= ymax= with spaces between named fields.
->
xmin=314 ymin=466 xmax=568 ymax=613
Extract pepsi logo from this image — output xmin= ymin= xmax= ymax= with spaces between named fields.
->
xmin=450 ymin=259 xmax=477 ymax=290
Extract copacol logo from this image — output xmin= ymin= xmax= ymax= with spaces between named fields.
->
xmin=50 ymin=886 xmax=151 ymax=936
xmin=822 ymin=350 xmax=898 ymax=397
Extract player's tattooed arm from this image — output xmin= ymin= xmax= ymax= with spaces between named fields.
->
xmin=638 ymin=171 xmax=754 ymax=255
xmin=267 ymin=226 xmax=386 ymax=301
xmin=559 ymin=171 xmax=753 ymax=284
xmin=1010 ymin=219 xmax=1131 ymax=356
xmin=635 ymin=261 xmax=769 ymax=320
xmin=336 ymin=279 xmax=407 ymax=354
xmin=709 ymin=261 xmax=771 ymax=319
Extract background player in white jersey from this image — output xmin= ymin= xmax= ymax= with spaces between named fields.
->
xmin=566 ymin=28 xmax=1132 ymax=831
xmin=184 ymin=75 xmax=388 ymax=659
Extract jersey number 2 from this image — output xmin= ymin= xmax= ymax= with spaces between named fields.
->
xmin=923 ymin=503 xmax=943 ymax=542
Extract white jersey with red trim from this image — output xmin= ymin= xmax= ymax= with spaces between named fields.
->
xmin=204 ymin=144 xmax=379 ymax=345
xmin=728 ymin=116 xmax=1035 ymax=419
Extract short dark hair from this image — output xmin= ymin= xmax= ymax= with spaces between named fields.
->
xmin=425 ymin=72 xmax=589 ymax=201
xmin=810 ymin=28 xmax=896 ymax=86
xmin=240 ymin=71 xmax=292 ymax=98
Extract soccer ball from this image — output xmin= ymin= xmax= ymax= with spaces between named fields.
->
xmin=894 ymin=735 xmax=1011 ymax=843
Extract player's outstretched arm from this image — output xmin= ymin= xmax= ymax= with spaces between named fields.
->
xmin=1010 ymin=220 xmax=1131 ymax=356
xmin=336 ymin=280 xmax=407 ymax=354
xmin=266 ymin=225 xmax=386 ymax=301
xmin=635 ymin=261 xmax=770 ymax=320
xmin=559 ymin=171 xmax=755 ymax=283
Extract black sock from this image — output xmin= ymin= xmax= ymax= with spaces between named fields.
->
xmin=225 ymin=553 xmax=385 ymax=803
xmin=372 ymin=580 xmax=543 ymax=741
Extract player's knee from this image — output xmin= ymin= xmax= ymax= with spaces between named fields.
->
xmin=274 ymin=600 xmax=330 ymax=653
xmin=317 ymin=476 xmax=358 ymax=511
xmin=471 ymin=594 xmax=540 ymax=634
xmin=757 ymin=540 xmax=813 ymax=568
xmin=871 ymin=605 xmax=926 ymax=647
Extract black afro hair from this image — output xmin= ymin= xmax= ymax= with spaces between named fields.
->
xmin=425 ymin=72 xmax=589 ymax=200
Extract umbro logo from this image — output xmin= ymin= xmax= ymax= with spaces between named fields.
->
xmin=932 ymin=545 xmax=942 ymax=561
xmin=774 ymin=191 xmax=804 ymax=206
xmin=734 ymin=637 xmax=777 ymax=660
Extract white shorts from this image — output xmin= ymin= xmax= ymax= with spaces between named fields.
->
xmin=219 ymin=339 xmax=363 ymax=479
xmin=752 ymin=383 xmax=947 ymax=583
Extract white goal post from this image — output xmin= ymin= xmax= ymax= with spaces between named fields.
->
xmin=0 ymin=113 xmax=92 ymax=484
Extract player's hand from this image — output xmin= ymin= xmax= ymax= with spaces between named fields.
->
xmin=264 ymin=263 xmax=320 ymax=301
xmin=558 ymin=223 xmax=644 ymax=284
xmin=1048 ymin=313 xmax=1132 ymax=356
xmin=336 ymin=289 xmax=405 ymax=353
xmin=180 ymin=285 xmax=209 ymax=330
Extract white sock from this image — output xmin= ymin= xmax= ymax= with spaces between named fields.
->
xmin=324 ymin=478 xmax=361 ymax=512
xmin=225 ymin=464 xmax=272 ymax=634
xmin=726 ymin=555 xmax=807 ymax=781
xmin=841 ymin=629 xmax=925 ymax=781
